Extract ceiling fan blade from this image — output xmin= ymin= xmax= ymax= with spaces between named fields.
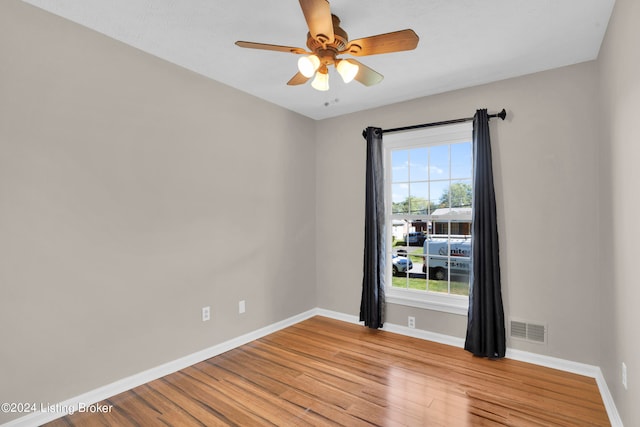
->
xmin=235 ymin=41 xmax=307 ymax=54
xmin=287 ymin=72 xmax=311 ymax=86
xmin=346 ymin=59 xmax=384 ymax=86
xmin=344 ymin=29 xmax=419 ymax=56
xmin=298 ymin=0 xmax=334 ymax=44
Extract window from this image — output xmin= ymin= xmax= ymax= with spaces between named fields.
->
xmin=384 ymin=122 xmax=473 ymax=315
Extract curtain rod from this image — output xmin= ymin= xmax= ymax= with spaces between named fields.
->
xmin=362 ymin=108 xmax=507 ymax=138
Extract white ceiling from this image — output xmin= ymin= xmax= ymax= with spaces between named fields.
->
xmin=21 ymin=0 xmax=615 ymax=120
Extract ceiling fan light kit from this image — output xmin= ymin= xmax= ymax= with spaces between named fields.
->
xmin=336 ymin=59 xmax=358 ymax=83
xmin=298 ymin=55 xmax=321 ymax=77
xmin=235 ymin=0 xmax=419 ymax=91
xmin=311 ymin=67 xmax=330 ymax=91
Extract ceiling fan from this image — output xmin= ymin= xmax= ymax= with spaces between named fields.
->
xmin=235 ymin=0 xmax=419 ymax=91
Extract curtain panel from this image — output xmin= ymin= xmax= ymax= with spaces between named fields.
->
xmin=464 ymin=109 xmax=506 ymax=358
xmin=360 ymin=127 xmax=386 ymax=329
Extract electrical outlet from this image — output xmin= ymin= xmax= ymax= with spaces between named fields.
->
xmin=202 ymin=306 xmax=210 ymax=322
xmin=408 ymin=316 xmax=416 ymax=329
xmin=622 ymin=362 xmax=628 ymax=390
xmin=239 ymin=300 xmax=246 ymax=314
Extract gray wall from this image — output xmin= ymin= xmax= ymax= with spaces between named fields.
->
xmin=316 ymin=62 xmax=602 ymax=363
xmin=0 ymin=1 xmax=316 ymax=424
xmin=597 ymin=0 xmax=640 ymax=424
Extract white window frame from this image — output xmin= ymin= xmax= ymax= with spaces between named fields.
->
xmin=384 ymin=122 xmax=473 ymax=316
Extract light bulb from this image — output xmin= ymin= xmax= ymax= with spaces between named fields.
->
xmin=311 ymin=70 xmax=330 ymax=91
xmin=336 ymin=59 xmax=359 ymax=83
xmin=297 ymin=55 xmax=320 ymax=78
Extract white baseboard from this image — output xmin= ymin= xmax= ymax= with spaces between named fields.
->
xmin=2 ymin=307 xmax=622 ymax=427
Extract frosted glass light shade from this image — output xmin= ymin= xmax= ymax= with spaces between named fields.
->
xmin=336 ymin=59 xmax=359 ymax=83
xmin=311 ymin=70 xmax=329 ymax=91
xmin=297 ymin=55 xmax=320 ymax=78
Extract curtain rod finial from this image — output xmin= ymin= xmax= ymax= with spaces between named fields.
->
xmin=497 ymin=109 xmax=507 ymax=120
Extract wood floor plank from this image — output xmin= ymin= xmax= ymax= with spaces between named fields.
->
xmin=43 ymin=316 xmax=610 ymax=426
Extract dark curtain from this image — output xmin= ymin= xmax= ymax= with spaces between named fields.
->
xmin=464 ymin=109 xmax=506 ymax=358
xmin=359 ymin=127 xmax=386 ymax=329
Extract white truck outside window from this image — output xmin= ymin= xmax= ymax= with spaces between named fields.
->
xmin=423 ymin=237 xmax=471 ymax=281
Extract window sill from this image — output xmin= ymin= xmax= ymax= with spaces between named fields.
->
xmin=386 ymin=288 xmax=468 ymax=316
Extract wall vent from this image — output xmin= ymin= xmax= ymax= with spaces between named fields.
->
xmin=509 ymin=319 xmax=547 ymax=344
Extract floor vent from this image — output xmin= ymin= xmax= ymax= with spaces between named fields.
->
xmin=509 ymin=319 xmax=547 ymax=344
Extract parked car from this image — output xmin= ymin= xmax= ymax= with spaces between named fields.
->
xmin=392 ymin=254 xmax=413 ymax=275
xmin=405 ymin=231 xmax=426 ymax=246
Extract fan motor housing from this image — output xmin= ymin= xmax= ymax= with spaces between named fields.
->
xmin=306 ymin=14 xmax=348 ymax=63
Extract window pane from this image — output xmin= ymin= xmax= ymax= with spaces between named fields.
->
xmin=451 ymin=142 xmax=472 ymax=179
xmin=432 ymin=220 xmax=450 ymax=236
xmin=430 ymin=181 xmax=449 ymax=209
xmin=391 ymin=150 xmax=409 ymax=182
xmin=392 ymin=183 xmax=409 ymax=214
xmin=425 ymin=236 xmax=449 ymax=291
xmin=429 ymin=145 xmax=449 ymax=180
xmin=390 ymin=218 xmax=427 ymax=290
xmin=424 ymin=235 xmax=471 ymax=295
xmin=450 ymin=180 xmax=472 ymax=208
xmin=409 ymin=147 xmax=429 ymax=181
xmin=410 ymin=182 xmax=429 ymax=214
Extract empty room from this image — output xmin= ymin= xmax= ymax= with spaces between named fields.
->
xmin=1 ymin=0 xmax=638 ymax=426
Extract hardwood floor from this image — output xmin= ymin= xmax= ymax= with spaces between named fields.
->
xmin=44 ymin=316 xmax=610 ymax=426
